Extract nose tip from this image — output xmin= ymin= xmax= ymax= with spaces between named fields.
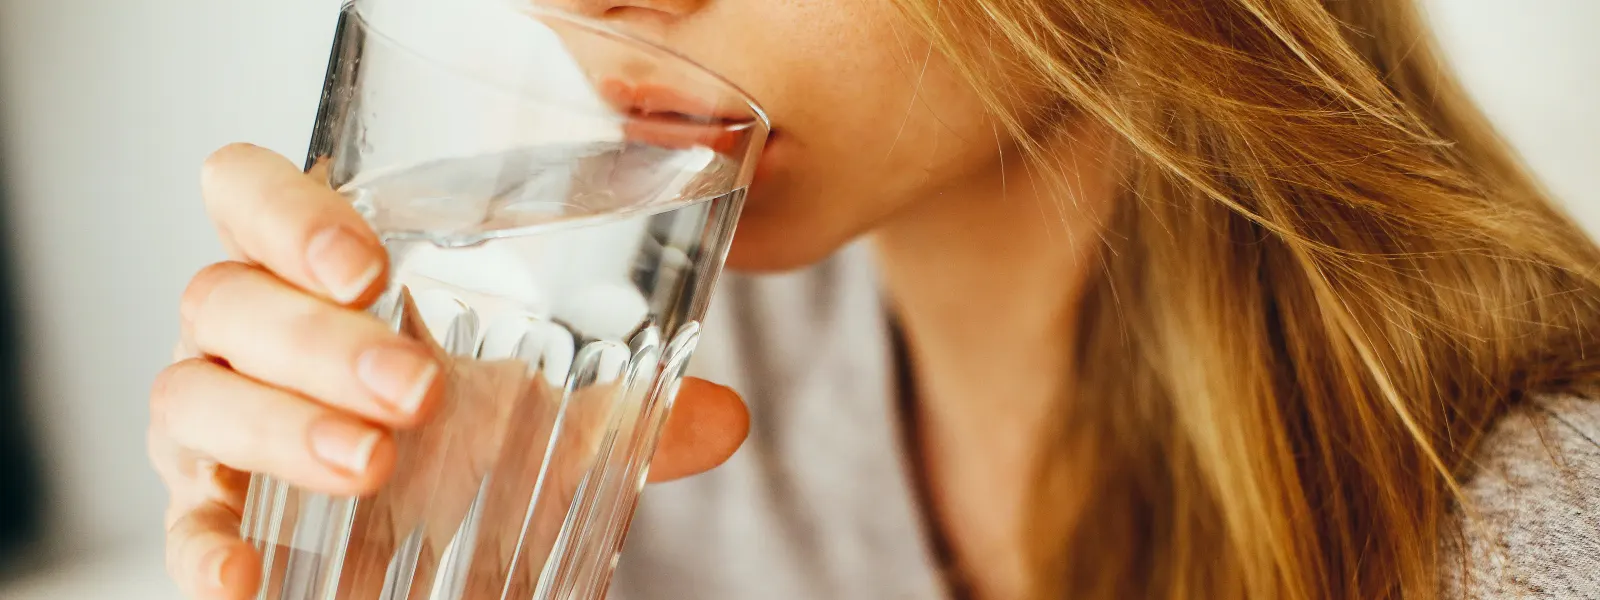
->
xmin=535 ymin=0 xmax=707 ymax=25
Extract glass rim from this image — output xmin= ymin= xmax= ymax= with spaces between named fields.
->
xmin=349 ymin=0 xmax=771 ymax=135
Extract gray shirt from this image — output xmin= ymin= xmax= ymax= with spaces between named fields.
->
xmin=612 ymin=244 xmax=1600 ymax=599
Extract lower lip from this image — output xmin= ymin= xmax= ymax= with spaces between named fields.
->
xmin=593 ymin=79 xmax=781 ymax=181
xmin=621 ymin=117 xmax=743 ymax=154
xmin=618 ymin=120 xmax=781 ymax=188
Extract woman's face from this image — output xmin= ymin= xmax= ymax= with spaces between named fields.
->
xmin=565 ymin=0 xmax=1012 ymax=270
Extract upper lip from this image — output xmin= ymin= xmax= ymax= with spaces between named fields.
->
xmin=597 ymin=80 xmax=754 ymax=126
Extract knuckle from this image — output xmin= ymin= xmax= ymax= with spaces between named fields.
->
xmin=149 ymin=371 xmax=171 ymax=419
xmin=147 ymin=422 xmax=171 ymax=464
xmin=150 ymin=359 xmax=204 ymax=416
xmin=148 ymin=420 xmax=206 ymax=492
xmin=150 ymin=358 xmax=224 ymax=445
xmin=165 ymin=504 xmax=184 ymax=534
xmin=147 ymin=428 xmax=179 ymax=486
xmin=181 ymin=261 xmax=252 ymax=329
xmin=200 ymin=143 xmax=261 ymax=191
xmin=164 ymin=514 xmax=191 ymax=581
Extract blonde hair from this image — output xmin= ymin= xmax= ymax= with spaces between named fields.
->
xmin=890 ymin=0 xmax=1600 ymax=598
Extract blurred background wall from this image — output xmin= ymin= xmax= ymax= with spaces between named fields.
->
xmin=0 ymin=2 xmax=340 ymax=595
xmin=0 ymin=0 xmax=1594 ymax=596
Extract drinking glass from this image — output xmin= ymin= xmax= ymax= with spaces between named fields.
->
xmin=237 ymin=1 xmax=769 ymax=599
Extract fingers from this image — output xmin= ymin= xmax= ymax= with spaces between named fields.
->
xmin=181 ymin=261 xmax=441 ymax=426
xmin=201 ymin=143 xmax=386 ymax=306
xmin=152 ymin=358 xmax=396 ymax=496
xmin=148 ymin=421 xmax=245 ymax=529
xmin=166 ymin=501 xmax=261 ymax=600
xmin=647 ymin=378 xmax=749 ymax=482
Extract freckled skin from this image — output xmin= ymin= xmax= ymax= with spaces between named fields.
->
xmin=588 ymin=0 xmax=1013 ymax=271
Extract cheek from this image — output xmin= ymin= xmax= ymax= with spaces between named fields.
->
xmin=735 ymin=75 xmax=1002 ymax=269
xmin=669 ymin=0 xmax=1004 ymax=270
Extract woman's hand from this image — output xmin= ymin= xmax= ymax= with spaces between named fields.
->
xmin=149 ymin=143 xmax=750 ymax=600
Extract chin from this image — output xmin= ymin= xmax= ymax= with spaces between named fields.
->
xmin=723 ymin=224 xmax=838 ymax=272
xmin=720 ymin=210 xmax=855 ymax=273
xmin=721 ymin=163 xmax=871 ymax=273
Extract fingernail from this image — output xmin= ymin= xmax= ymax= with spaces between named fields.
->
xmin=202 ymin=546 xmax=232 ymax=589
xmin=357 ymin=344 xmax=438 ymax=415
xmin=308 ymin=418 xmax=382 ymax=475
xmin=307 ymin=226 xmax=383 ymax=304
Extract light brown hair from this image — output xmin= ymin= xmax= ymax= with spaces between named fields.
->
xmin=891 ymin=0 xmax=1600 ymax=597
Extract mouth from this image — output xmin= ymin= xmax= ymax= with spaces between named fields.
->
xmin=598 ymin=80 xmax=753 ymax=125
xmin=597 ymin=80 xmax=767 ymax=155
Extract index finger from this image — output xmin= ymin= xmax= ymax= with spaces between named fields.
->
xmin=201 ymin=143 xmax=386 ymax=305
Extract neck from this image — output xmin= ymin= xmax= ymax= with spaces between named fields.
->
xmin=873 ymin=131 xmax=1111 ymax=441
xmin=870 ymin=127 xmax=1114 ymax=598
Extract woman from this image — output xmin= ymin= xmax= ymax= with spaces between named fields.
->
xmin=148 ymin=0 xmax=1600 ymax=598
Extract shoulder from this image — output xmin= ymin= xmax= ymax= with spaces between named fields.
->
xmin=1444 ymin=394 xmax=1600 ymax=599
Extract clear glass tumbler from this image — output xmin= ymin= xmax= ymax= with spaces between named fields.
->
xmin=237 ymin=2 xmax=768 ymax=599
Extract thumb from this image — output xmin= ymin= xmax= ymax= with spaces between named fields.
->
xmin=647 ymin=378 xmax=749 ymax=482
